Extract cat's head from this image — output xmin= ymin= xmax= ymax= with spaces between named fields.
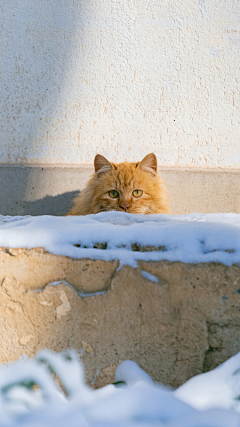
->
xmin=90 ymin=153 xmax=165 ymax=214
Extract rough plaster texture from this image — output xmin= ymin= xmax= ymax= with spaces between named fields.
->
xmin=1 ymin=247 xmax=240 ymax=388
xmin=1 ymin=0 xmax=240 ymax=167
xmin=0 ymin=165 xmax=239 ymax=216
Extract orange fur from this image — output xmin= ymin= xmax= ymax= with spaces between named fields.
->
xmin=68 ymin=153 xmax=170 ymax=215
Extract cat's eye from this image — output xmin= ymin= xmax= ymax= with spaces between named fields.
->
xmin=132 ymin=190 xmax=143 ymax=198
xmin=109 ymin=190 xmax=119 ymax=198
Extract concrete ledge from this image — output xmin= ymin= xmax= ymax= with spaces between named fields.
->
xmin=0 ymin=164 xmax=239 ymax=215
xmin=1 ymin=247 xmax=240 ymax=388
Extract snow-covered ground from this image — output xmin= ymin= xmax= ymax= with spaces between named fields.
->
xmin=1 ymin=350 xmax=240 ymax=427
xmin=0 ymin=212 xmax=240 ymax=267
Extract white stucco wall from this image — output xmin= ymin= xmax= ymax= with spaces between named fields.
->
xmin=1 ymin=0 xmax=240 ymax=167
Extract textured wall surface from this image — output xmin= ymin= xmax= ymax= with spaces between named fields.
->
xmin=1 ymin=0 xmax=240 ymax=167
xmin=0 ymin=248 xmax=240 ymax=387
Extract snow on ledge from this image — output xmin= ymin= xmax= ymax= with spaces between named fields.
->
xmin=0 ymin=212 xmax=240 ymax=267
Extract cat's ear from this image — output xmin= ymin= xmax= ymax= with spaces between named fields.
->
xmin=138 ymin=153 xmax=157 ymax=176
xmin=94 ymin=154 xmax=113 ymax=175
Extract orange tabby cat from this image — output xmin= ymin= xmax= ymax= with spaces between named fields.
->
xmin=68 ymin=153 xmax=170 ymax=215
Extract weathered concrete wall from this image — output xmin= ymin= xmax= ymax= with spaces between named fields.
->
xmin=0 ymin=165 xmax=239 ymax=215
xmin=1 ymin=247 xmax=240 ymax=388
xmin=1 ymin=0 xmax=240 ymax=167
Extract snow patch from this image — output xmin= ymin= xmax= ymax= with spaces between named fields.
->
xmin=141 ymin=270 xmax=159 ymax=283
xmin=175 ymin=351 xmax=240 ymax=411
xmin=0 ymin=212 xmax=240 ymax=267
xmin=0 ymin=350 xmax=240 ymax=426
xmin=46 ymin=280 xmax=107 ymax=298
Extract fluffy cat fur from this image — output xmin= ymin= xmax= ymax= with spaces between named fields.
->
xmin=68 ymin=153 xmax=170 ymax=215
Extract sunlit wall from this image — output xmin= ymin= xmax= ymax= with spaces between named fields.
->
xmin=1 ymin=0 xmax=240 ymax=167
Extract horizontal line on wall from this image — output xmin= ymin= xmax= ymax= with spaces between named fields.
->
xmin=0 ymin=163 xmax=239 ymax=173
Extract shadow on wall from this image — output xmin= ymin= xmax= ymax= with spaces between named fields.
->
xmin=0 ymin=163 xmax=81 ymax=217
xmin=1 ymin=0 xmax=89 ymax=164
xmin=1 ymin=0 xmax=88 ymax=212
xmin=0 ymin=188 xmax=79 ymax=217
xmin=0 ymin=165 xmax=92 ymax=216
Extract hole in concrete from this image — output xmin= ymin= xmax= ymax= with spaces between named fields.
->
xmin=131 ymin=244 xmax=167 ymax=252
xmin=73 ymin=243 xmax=108 ymax=249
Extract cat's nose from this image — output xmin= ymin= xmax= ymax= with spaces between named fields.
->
xmin=120 ymin=204 xmax=130 ymax=212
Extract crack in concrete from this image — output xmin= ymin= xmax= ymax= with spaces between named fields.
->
xmin=2 ymin=248 xmax=16 ymax=257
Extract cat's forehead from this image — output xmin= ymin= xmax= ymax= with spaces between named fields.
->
xmin=108 ymin=163 xmax=148 ymax=189
xmin=115 ymin=167 xmax=136 ymax=187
